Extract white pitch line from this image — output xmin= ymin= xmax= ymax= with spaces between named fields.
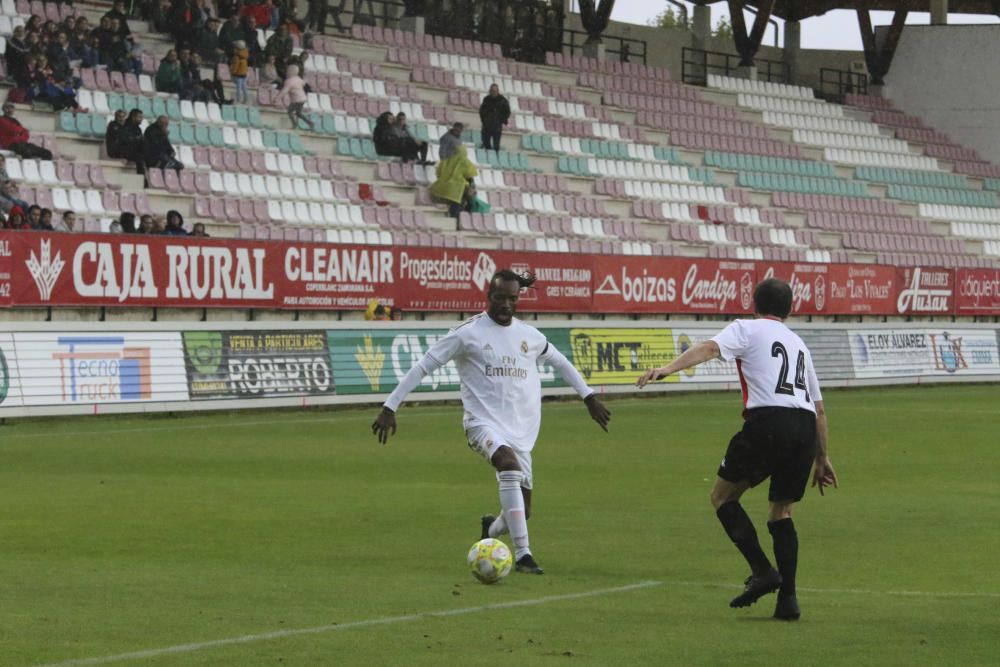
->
xmin=34 ymin=580 xmax=663 ymax=667
xmin=31 ymin=578 xmax=1000 ymax=667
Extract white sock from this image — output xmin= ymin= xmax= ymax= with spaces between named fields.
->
xmin=497 ymin=470 xmax=529 ymax=559
xmin=488 ymin=514 xmax=508 ymax=538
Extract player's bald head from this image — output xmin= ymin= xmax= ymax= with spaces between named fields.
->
xmin=753 ymin=278 xmax=792 ymax=319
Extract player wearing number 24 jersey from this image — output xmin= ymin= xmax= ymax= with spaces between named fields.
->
xmin=636 ymin=278 xmax=837 ymax=621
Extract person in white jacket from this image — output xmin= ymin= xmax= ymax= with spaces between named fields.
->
xmin=276 ymin=64 xmax=314 ymax=131
xmin=372 ymin=269 xmax=611 ymax=574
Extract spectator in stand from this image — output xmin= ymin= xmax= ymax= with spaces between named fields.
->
xmin=392 ymin=112 xmax=432 ymax=165
xmin=144 ymin=116 xmax=184 ymax=171
xmin=191 ymin=222 xmax=209 ymax=237
xmin=46 ymin=32 xmax=73 ymax=82
xmin=479 ymin=83 xmax=510 ymax=154
xmin=37 ymin=208 xmax=55 ymax=231
xmin=151 ymin=0 xmax=174 ymax=33
xmin=304 ymin=0 xmax=328 ymax=33
xmin=276 ymin=64 xmax=314 ymax=131
xmin=55 ymin=210 xmax=76 ymax=232
xmin=241 ymin=0 xmax=272 ymax=29
xmin=230 ymin=40 xmax=250 ymax=103
xmin=218 ymin=14 xmax=243 ymax=53
xmin=195 ymin=17 xmax=224 ymax=64
xmin=217 ymin=0 xmax=238 ymax=18
xmin=2 ymin=209 xmax=31 ymax=230
xmin=137 ymin=214 xmax=155 ymax=233
xmin=34 ymin=55 xmax=85 ymax=111
xmin=92 ymin=17 xmax=116 ymax=63
xmin=26 ymin=205 xmax=42 ymax=229
xmin=390 ymin=307 xmax=403 ymax=321
xmin=439 ymin=122 xmax=464 ymax=160
xmin=120 ymin=108 xmax=146 ymax=174
xmin=0 ymin=102 xmax=53 ymax=160
xmin=103 ymin=0 xmax=131 ymax=36
xmin=155 ymin=49 xmax=181 ymax=94
xmin=104 ymin=24 xmax=133 ymax=73
xmin=105 ymin=109 xmax=127 ymax=158
xmin=108 ymin=219 xmax=124 ymax=233
xmin=124 ymin=35 xmax=144 ymax=75
xmin=118 ymin=212 xmax=137 ymax=233
xmin=170 ymin=0 xmax=200 ymax=48
xmin=372 ymin=111 xmax=396 ymax=156
xmin=0 ymin=155 xmax=9 ymax=186
xmin=264 ymin=23 xmax=293 ymax=78
xmin=0 ymin=181 xmax=31 ymax=214
xmin=260 ymin=54 xmax=280 ymax=86
xmin=5 ymin=27 xmax=29 ymax=77
xmin=164 ymin=210 xmax=188 ymax=235
xmin=69 ymin=35 xmax=101 ymax=69
xmin=430 ymin=143 xmax=477 ymax=219
xmin=151 ymin=214 xmax=167 ymax=233
xmin=25 ymin=13 xmax=41 ymax=31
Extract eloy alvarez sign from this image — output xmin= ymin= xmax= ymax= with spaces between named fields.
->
xmin=0 ymin=232 xmax=989 ymax=314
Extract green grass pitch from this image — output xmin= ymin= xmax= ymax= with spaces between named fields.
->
xmin=1 ymin=384 xmax=998 ymax=666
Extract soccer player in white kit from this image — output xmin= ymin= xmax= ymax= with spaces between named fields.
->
xmin=636 ymin=279 xmax=837 ymax=620
xmin=372 ymin=270 xmax=611 ymax=574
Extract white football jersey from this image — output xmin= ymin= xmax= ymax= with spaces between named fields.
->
xmin=420 ymin=313 xmax=554 ymax=450
xmin=712 ymin=318 xmax=822 ymax=413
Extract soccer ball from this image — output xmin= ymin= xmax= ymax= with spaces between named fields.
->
xmin=467 ymin=538 xmax=513 ymax=584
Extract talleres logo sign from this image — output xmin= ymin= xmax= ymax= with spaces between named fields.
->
xmin=897 ymin=267 xmax=951 ymax=313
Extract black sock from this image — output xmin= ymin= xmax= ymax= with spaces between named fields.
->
xmin=716 ymin=501 xmax=772 ymax=576
xmin=768 ymin=518 xmax=798 ymax=597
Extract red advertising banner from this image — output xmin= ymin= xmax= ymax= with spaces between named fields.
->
xmin=2 ymin=232 xmax=997 ymax=316
xmin=591 ymin=256 xmax=756 ymax=314
xmin=3 ymin=232 xmax=594 ymax=312
xmin=759 ymin=262 xmax=897 ymax=315
xmin=895 ymin=266 xmax=954 ymax=316
xmin=955 ymin=268 xmax=1000 ymax=316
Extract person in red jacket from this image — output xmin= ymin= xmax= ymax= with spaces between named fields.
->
xmin=0 ymin=102 xmax=53 ymax=160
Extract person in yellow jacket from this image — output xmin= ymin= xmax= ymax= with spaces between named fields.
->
xmin=230 ymin=40 xmax=250 ymax=104
xmin=429 ymin=141 xmax=478 ymax=219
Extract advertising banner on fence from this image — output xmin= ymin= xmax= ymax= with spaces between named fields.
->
xmin=670 ymin=328 xmax=741 ymax=384
xmin=566 ymin=328 xmax=677 ymax=384
xmin=0 ymin=333 xmax=22 ymax=407
xmin=183 ymin=330 xmax=335 ymax=399
xmin=3 ymin=232 xmax=1000 ymax=316
xmin=895 ymin=267 xmax=954 ymax=315
xmin=848 ymin=329 xmax=1000 ymax=378
xmin=760 ymin=263 xmax=897 ymax=315
xmin=591 ymin=256 xmax=756 ymax=314
xmin=327 ymin=328 xmax=573 ymax=395
xmin=955 ymin=268 xmax=1000 ymax=316
xmin=12 ymin=332 xmax=188 ymax=405
xmin=4 ymin=233 xmax=595 ymax=313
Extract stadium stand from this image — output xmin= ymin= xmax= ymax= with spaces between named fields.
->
xmin=1 ymin=3 xmax=999 ymax=268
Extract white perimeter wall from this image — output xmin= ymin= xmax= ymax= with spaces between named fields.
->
xmin=885 ymin=24 xmax=1000 ymax=166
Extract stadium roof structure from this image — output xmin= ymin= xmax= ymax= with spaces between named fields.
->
xmin=694 ymin=0 xmax=1000 ymax=20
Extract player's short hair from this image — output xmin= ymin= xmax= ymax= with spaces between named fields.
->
xmin=753 ymin=278 xmax=793 ymax=318
xmin=488 ymin=269 xmax=536 ymax=295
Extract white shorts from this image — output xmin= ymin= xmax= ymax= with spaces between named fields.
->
xmin=465 ymin=424 xmax=533 ymax=490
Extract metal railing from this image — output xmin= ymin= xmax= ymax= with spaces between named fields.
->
xmin=681 ymin=47 xmax=788 ymax=86
xmin=561 ymin=28 xmax=648 ymax=66
xmin=818 ymin=67 xmax=869 ymax=100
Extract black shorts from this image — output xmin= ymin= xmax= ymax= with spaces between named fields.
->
xmin=717 ymin=407 xmax=818 ymax=502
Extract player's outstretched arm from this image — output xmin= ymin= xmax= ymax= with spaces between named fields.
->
xmin=372 ymin=407 xmax=397 ymax=444
xmin=811 ymin=401 xmax=837 ymax=495
xmin=636 ymin=340 xmax=721 ymax=387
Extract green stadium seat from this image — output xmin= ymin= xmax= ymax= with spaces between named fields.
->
xmin=165 ymin=99 xmax=182 ymax=121
xmin=179 ymin=122 xmax=196 ymax=145
xmin=58 ymin=111 xmax=76 ymax=134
